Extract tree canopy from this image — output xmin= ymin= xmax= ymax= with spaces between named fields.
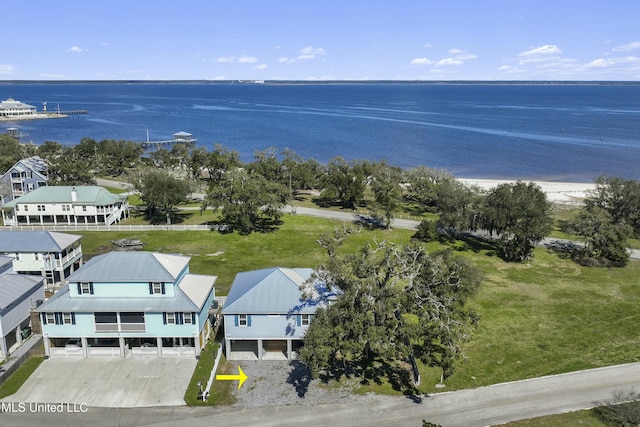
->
xmin=300 ymin=230 xmax=482 ymax=390
xmin=202 ymin=168 xmax=289 ymax=234
xmin=129 ymin=168 xmax=191 ymax=224
xmin=481 ymin=181 xmax=553 ymax=262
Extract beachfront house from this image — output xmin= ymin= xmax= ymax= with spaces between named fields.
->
xmin=36 ymin=251 xmax=216 ymax=359
xmin=0 ymin=98 xmax=37 ymax=118
xmin=222 ymin=267 xmax=337 ymax=360
xmin=0 ymin=231 xmax=83 ymax=291
xmin=0 ymin=156 xmax=48 ymax=205
xmin=0 ymin=185 xmax=129 ymax=227
xmin=0 ymin=267 xmax=45 ymax=359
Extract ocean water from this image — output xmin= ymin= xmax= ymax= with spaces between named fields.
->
xmin=1 ymin=83 xmax=639 ymax=182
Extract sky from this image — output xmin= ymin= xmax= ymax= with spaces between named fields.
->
xmin=2 ymin=0 xmax=640 ymax=81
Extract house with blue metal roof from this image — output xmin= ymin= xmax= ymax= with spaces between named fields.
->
xmin=0 ymin=156 xmax=48 ymax=205
xmin=0 ymin=231 xmax=83 ymax=290
xmin=0 ymin=273 xmax=44 ymax=360
xmin=36 ymin=251 xmax=216 ymax=359
xmin=0 ymin=185 xmax=129 ymax=227
xmin=222 ymin=267 xmax=337 ymax=360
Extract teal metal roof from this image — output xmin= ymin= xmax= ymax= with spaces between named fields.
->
xmin=36 ymin=283 xmax=201 ymax=312
xmin=0 ymin=231 xmax=81 ymax=252
xmin=223 ymin=267 xmax=327 ymax=314
xmin=68 ymin=252 xmax=190 ymax=283
xmin=1 ymin=186 xmax=125 ymax=209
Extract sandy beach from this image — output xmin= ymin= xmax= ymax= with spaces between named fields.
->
xmin=459 ymin=178 xmax=595 ymax=205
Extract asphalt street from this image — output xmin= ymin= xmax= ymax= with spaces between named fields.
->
xmin=4 ymin=362 xmax=640 ymax=426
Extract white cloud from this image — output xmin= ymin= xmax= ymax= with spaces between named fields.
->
xmin=410 ymin=57 xmax=433 ymax=65
xmin=297 ymin=54 xmax=316 ymax=60
xmin=585 ymin=58 xmax=616 ymax=68
xmin=299 ymin=46 xmax=326 ymax=55
xmin=238 ymin=56 xmax=258 ymax=63
xmin=0 ymin=64 xmax=15 ymax=75
xmin=279 ymin=57 xmax=295 ymax=64
xmin=253 ymin=64 xmax=268 ymax=70
xmin=456 ymin=54 xmax=477 ymax=61
xmin=436 ymin=58 xmax=463 ymax=66
xmin=449 ymin=48 xmax=464 ymax=54
xmin=424 ymin=43 xmax=433 ymax=48
xmin=217 ymin=56 xmax=235 ymax=63
xmin=40 ymin=73 xmax=65 ymax=79
xmin=67 ymin=46 xmax=88 ymax=53
xmin=612 ymin=41 xmax=640 ymax=52
xmin=519 ymin=45 xmax=562 ymax=57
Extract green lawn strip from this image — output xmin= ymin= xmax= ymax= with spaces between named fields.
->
xmin=0 ymin=357 xmax=44 ymax=399
xmin=498 ymin=409 xmax=605 ymax=426
xmin=184 ymin=341 xmax=235 ymax=406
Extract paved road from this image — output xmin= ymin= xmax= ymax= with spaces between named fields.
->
xmin=4 ymin=362 xmax=640 ymax=426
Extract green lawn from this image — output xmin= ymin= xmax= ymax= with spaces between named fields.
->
xmin=499 ymin=409 xmax=605 ymax=426
xmin=184 ymin=341 xmax=235 ymax=406
xmin=0 ymin=357 xmax=44 ymax=399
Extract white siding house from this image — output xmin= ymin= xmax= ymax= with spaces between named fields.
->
xmin=0 ymin=231 xmax=83 ymax=291
xmin=0 ymin=98 xmax=37 ymax=118
xmin=222 ymin=267 xmax=337 ymax=361
xmin=36 ymin=252 xmax=216 ymax=359
xmin=1 ymin=185 xmax=129 ymax=226
xmin=0 ymin=156 xmax=48 ymax=205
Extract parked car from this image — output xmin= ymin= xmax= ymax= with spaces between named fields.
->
xmin=65 ymin=338 xmax=82 ymax=349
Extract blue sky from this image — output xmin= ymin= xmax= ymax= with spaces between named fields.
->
xmin=2 ymin=0 xmax=639 ymax=81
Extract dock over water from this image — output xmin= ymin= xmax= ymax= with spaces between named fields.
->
xmin=138 ymin=131 xmax=197 ymax=149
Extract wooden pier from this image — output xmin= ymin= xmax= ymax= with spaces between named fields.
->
xmin=138 ymin=131 xmax=197 ymax=149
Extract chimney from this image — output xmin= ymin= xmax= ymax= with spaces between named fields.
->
xmin=71 ymin=187 xmax=77 ymax=202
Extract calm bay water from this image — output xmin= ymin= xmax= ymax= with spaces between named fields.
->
xmin=1 ymin=83 xmax=639 ymax=182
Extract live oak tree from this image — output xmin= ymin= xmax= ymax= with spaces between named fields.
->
xmin=566 ymin=205 xmax=631 ymax=266
xmin=481 ymin=181 xmax=553 ymax=262
xmin=319 ymin=157 xmax=367 ymax=209
xmin=202 ymin=168 xmax=289 ymax=234
xmin=129 ymin=168 xmax=191 ymax=224
xmin=300 ymin=230 xmax=481 ymax=390
xmin=586 ymin=176 xmax=640 ymax=237
xmin=371 ymin=162 xmax=403 ymax=228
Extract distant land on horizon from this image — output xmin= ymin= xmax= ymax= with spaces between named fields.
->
xmin=1 ymin=80 xmax=640 ymax=86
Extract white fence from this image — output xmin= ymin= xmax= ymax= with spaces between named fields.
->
xmin=3 ymin=224 xmax=213 ymax=232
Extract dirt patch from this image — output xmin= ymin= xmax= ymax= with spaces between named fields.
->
xmin=231 ymin=360 xmax=373 ymax=408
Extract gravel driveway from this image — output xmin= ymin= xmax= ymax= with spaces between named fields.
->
xmin=232 ymin=360 xmax=375 ymax=408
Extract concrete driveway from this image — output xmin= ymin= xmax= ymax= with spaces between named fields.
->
xmin=1 ymin=357 xmax=197 ymax=408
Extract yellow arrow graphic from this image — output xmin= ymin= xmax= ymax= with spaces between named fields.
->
xmin=216 ymin=365 xmax=248 ymax=390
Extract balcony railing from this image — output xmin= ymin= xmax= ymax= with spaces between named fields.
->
xmin=95 ymin=323 xmax=146 ymax=333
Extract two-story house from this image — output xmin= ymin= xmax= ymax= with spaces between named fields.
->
xmin=0 ymin=156 xmax=48 ymax=205
xmin=0 ymin=269 xmax=45 ymax=359
xmin=0 ymin=231 xmax=83 ymax=291
xmin=0 ymin=185 xmax=129 ymax=227
xmin=222 ymin=267 xmax=337 ymax=361
xmin=36 ymin=251 xmax=216 ymax=359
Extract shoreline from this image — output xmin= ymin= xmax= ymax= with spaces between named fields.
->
xmin=458 ymin=178 xmax=595 ymax=204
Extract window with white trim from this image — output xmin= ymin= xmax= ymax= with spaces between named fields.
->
xmin=62 ymin=313 xmax=73 ymax=325
xmin=46 ymin=313 xmax=55 ymax=324
xmin=239 ymin=314 xmax=248 ymax=326
xmin=151 ymin=282 xmax=164 ymax=295
xmin=301 ymin=314 xmax=311 ymax=326
xmin=80 ymin=282 xmax=92 ymax=295
xmin=37 ymin=205 xmax=45 ymax=211
xmin=183 ymin=313 xmax=193 ymax=324
xmin=166 ymin=313 xmax=176 ymax=324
